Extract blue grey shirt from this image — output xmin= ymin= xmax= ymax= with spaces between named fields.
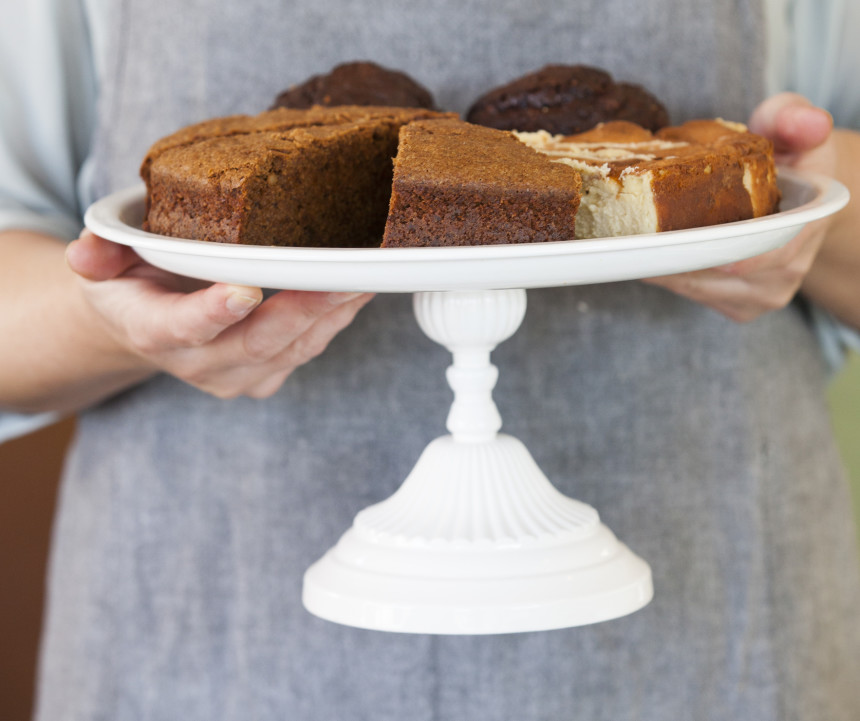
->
xmin=3 ymin=3 xmax=860 ymax=720
xmin=1 ymin=0 xmax=860 ymax=442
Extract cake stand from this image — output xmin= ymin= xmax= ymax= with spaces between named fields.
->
xmin=85 ymin=169 xmax=848 ymax=634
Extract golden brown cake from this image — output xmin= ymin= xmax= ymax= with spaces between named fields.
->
xmin=381 ymin=119 xmax=582 ymax=247
xmin=142 ymin=107 xmax=778 ymax=250
xmin=141 ymin=105 xmax=452 ymax=247
xmin=515 ymin=119 xmax=780 ymax=239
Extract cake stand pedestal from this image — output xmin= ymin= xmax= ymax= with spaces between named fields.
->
xmin=83 ymin=170 xmax=849 ymax=635
xmin=303 ymin=288 xmax=652 ymax=633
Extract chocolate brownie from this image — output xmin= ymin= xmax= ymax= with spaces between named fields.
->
xmin=381 ymin=119 xmax=582 ymax=247
xmin=271 ymin=61 xmax=436 ymax=110
xmin=466 ymin=64 xmax=669 ymax=135
xmin=141 ymin=106 xmax=453 ymax=247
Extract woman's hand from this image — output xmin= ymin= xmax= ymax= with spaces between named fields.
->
xmin=643 ymin=93 xmax=837 ymax=323
xmin=66 ymin=231 xmax=374 ymax=399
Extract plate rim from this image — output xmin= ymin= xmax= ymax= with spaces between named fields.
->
xmin=84 ymin=167 xmax=849 ymax=265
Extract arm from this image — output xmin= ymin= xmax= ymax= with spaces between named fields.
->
xmin=644 ymin=94 xmax=860 ymax=329
xmin=799 ymin=127 xmax=860 ymax=328
xmin=0 ymin=0 xmax=374 ymax=419
xmin=0 ymin=228 xmax=373 ymax=415
xmin=0 ymin=229 xmax=145 ymax=414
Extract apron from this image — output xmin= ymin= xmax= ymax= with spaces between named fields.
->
xmin=37 ymin=1 xmax=860 ymax=719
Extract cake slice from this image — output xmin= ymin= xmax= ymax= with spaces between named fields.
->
xmin=141 ymin=105 xmax=453 ymax=247
xmin=515 ymin=119 xmax=780 ymax=239
xmin=381 ymin=119 xmax=582 ymax=247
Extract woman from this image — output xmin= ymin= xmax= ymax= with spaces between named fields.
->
xmin=1 ymin=0 xmax=859 ymax=718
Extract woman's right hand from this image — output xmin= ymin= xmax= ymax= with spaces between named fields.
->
xmin=66 ymin=231 xmax=375 ymax=400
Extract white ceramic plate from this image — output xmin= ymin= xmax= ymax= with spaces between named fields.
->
xmin=84 ymin=169 xmax=848 ymax=293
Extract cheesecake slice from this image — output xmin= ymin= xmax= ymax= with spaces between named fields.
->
xmin=515 ymin=119 xmax=780 ymax=239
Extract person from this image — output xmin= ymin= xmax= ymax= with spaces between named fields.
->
xmin=2 ymin=0 xmax=859 ymax=719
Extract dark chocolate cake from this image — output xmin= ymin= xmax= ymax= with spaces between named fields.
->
xmin=271 ymin=61 xmax=436 ymax=111
xmin=466 ymin=64 xmax=669 ymax=135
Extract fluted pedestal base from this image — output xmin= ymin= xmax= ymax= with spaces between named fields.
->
xmin=303 ymin=435 xmax=652 ymax=634
xmin=303 ymin=289 xmax=652 ymax=634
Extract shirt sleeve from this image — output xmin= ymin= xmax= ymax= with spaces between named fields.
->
xmin=0 ymin=0 xmax=99 ymax=240
xmin=0 ymin=412 xmax=62 ymax=444
xmin=765 ymin=0 xmax=860 ymax=372
xmin=0 ymin=0 xmax=99 ymax=442
xmin=785 ymin=0 xmax=860 ymax=128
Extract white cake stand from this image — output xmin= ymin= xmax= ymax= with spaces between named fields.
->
xmin=86 ymin=169 xmax=848 ymax=634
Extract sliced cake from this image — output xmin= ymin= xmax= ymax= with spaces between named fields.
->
xmin=381 ymin=119 xmax=582 ymax=247
xmin=515 ymin=119 xmax=780 ymax=239
xmin=141 ymin=105 xmax=453 ymax=247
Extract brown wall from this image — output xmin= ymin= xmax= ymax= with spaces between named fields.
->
xmin=0 ymin=419 xmax=74 ymax=721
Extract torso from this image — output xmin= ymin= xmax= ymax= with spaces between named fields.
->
xmin=37 ymin=2 xmax=860 ymax=720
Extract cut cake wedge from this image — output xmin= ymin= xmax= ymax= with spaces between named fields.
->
xmin=141 ymin=106 xmax=453 ymax=247
xmin=381 ymin=119 xmax=582 ymax=247
xmin=515 ymin=119 xmax=780 ymax=239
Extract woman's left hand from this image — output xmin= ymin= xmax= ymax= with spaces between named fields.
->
xmin=643 ymin=93 xmax=836 ymax=323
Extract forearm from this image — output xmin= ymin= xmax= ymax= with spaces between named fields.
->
xmin=0 ymin=230 xmax=153 ymax=414
xmin=801 ymin=128 xmax=860 ymax=330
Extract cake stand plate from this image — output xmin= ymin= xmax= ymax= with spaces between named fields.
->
xmin=85 ymin=170 xmax=846 ymax=293
xmin=85 ymin=169 xmax=848 ymax=634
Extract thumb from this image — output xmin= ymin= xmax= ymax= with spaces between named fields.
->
xmin=66 ymin=230 xmax=142 ymax=281
xmin=748 ymin=92 xmax=833 ymax=157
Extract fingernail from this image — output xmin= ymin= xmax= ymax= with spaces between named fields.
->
xmin=226 ymin=292 xmax=261 ymax=315
xmin=327 ymin=291 xmax=364 ymax=305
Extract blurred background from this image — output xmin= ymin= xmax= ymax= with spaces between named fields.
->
xmin=1 ymin=354 xmax=858 ymax=720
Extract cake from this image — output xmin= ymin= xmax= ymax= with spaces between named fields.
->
xmin=141 ymin=105 xmax=453 ymax=247
xmin=466 ymin=64 xmax=669 ymax=135
xmin=381 ymin=119 xmax=582 ymax=247
xmin=515 ymin=119 xmax=780 ymax=239
xmin=270 ymin=61 xmax=437 ymax=111
xmin=141 ymin=105 xmax=778 ymax=250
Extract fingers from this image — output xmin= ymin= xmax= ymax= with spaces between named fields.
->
xmin=152 ymin=283 xmax=265 ymax=351
xmin=717 ymin=220 xmax=827 ymax=277
xmin=277 ymin=292 xmax=375 ymax=370
xmin=167 ymin=291 xmax=375 ymax=399
xmin=643 ymin=219 xmax=830 ymax=322
xmin=239 ymin=292 xmax=375 ymax=398
xmin=645 ymin=270 xmax=785 ymax=323
xmin=67 ymin=226 xmax=375 ymax=398
xmin=66 ymin=230 xmax=142 ymax=280
xmin=644 ymin=271 xmax=749 ymax=322
xmin=235 ymin=290 xmax=367 ymax=361
xmin=116 ymin=285 xmax=373 ymax=397
xmin=748 ymin=92 xmax=833 ymax=158
xmin=643 ymin=235 xmax=821 ymax=323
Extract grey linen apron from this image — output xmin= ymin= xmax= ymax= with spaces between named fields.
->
xmin=37 ymin=1 xmax=860 ymax=719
